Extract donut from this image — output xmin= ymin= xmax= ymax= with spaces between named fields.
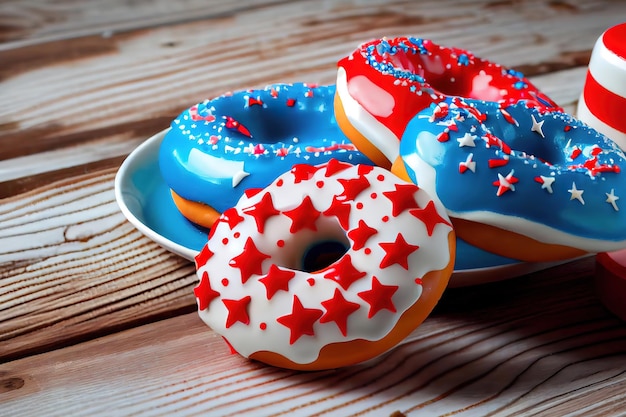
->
xmin=335 ymin=36 xmax=561 ymax=168
xmin=394 ymin=96 xmax=626 ymax=262
xmin=159 ymin=83 xmax=372 ymax=229
xmin=595 ymin=250 xmax=626 ymax=321
xmin=193 ymin=159 xmax=455 ymax=370
xmin=577 ymin=22 xmax=626 ymax=150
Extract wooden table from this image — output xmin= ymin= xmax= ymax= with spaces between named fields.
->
xmin=2 ymin=1 xmax=626 ymax=415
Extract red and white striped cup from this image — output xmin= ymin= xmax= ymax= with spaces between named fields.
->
xmin=577 ymin=22 xmax=626 ymax=149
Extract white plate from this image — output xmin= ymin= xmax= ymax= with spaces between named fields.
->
xmin=115 ymin=129 xmax=565 ymax=287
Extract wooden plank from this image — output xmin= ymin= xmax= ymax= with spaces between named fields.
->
xmin=0 ymin=0 xmax=288 ymax=46
xmin=3 ymin=257 xmax=626 ymax=416
xmin=3 ymin=0 xmax=623 ymax=194
xmin=0 ymin=169 xmax=197 ymax=361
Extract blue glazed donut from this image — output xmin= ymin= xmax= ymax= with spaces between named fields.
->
xmin=394 ymin=96 xmax=626 ymax=262
xmin=159 ymin=83 xmax=373 ymax=228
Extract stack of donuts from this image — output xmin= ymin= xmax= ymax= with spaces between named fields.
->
xmin=158 ymin=34 xmax=626 ymax=370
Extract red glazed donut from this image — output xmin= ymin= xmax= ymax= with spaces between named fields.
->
xmin=577 ymin=22 xmax=626 ymax=150
xmin=335 ymin=36 xmax=561 ymax=168
xmin=193 ymin=159 xmax=455 ymax=370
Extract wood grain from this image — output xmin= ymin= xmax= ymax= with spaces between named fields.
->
xmin=2 ymin=258 xmax=625 ymax=416
xmin=0 ymin=170 xmax=197 ymax=361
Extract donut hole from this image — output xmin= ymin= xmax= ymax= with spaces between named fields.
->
xmin=219 ymin=95 xmax=333 ymax=142
xmin=386 ymin=50 xmax=474 ymax=98
xmin=495 ymin=106 xmax=571 ymax=166
xmin=301 ymin=239 xmax=349 ymax=273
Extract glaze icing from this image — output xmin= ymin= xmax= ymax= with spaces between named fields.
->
xmin=159 ymin=83 xmax=372 ymax=219
xmin=335 ymin=36 xmax=561 ymax=166
xmin=194 ymin=160 xmax=455 ymax=370
xmin=577 ymin=22 xmax=626 ymax=150
xmin=397 ymin=97 xmax=626 ymax=256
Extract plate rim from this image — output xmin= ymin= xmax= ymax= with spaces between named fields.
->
xmin=115 ymin=128 xmax=198 ymax=261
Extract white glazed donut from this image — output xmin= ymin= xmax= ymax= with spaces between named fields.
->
xmin=193 ymin=159 xmax=455 ymax=370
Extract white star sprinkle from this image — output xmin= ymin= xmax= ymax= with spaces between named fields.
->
xmin=539 ymin=175 xmax=555 ymax=193
xmin=531 ymin=114 xmax=545 ymax=138
xmin=568 ymin=182 xmax=585 ymax=205
xmin=606 ymin=189 xmax=620 ymax=211
xmin=457 ymin=132 xmax=477 ymax=147
xmin=232 ymin=170 xmax=250 ymax=187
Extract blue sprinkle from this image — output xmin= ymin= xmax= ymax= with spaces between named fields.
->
xmin=408 ymin=37 xmax=428 ymax=54
xmin=457 ymin=53 xmax=469 ymax=66
xmin=513 ymin=81 xmax=527 ymax=90
xmin=507 ymin=68 xmax=525 ymax=79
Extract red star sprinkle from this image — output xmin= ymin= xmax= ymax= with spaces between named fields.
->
xmin=259 ymin=264 xmax=296 ymax=299
xmin=357 ymin=276 xmax=398 ymax=319
xmin=379 ymin=233 xmax=419 ymax=269
xmin=194 ymin=245 xmax=214 ymax=269
xmin=223 ymin=295 xmax=252 ymax=328
xmin=357 ymin=164 xmax=374 ymax=176
xmin=323 ymin=196 xmax=352 ymax=230
xmin=409 ymin=200 xmax=451 ymax=236
xmin=338 ymin=175 xmax=371 ymax=201
xmin=347 ymin=219 xmax=378 ymax=250
xmin=322 ymin=254 xmax=367 ymax=290
xmin=277 ymin=295 xmax=323 ymax=344
xmin=194 ymin=271 xmax=220 ymax=311
xmin=229 ymin=237 xmax=270 ymax=283
xmin=283 ymin=196 xmax=321 ymax=233
xmin=382 ymin=183 xmax=420 ymax=217
xmin=242 ymin=193 xmax=280 ymax=233
xmin=324 ymin=159 xmax=352 ymax=177
xmin=320 ymin=289 xmax=360 ymax=336
xmin=221 ymin=207 xmax=245 ymax=230
xmin=291 ymin=163 xmax=320 ymax=183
